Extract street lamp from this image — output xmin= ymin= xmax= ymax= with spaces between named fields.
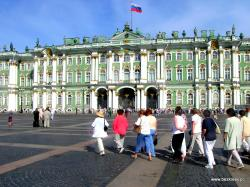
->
xmin=19 ymin=88 xmax=24 ymax=113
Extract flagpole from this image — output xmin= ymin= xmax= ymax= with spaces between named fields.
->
xmin=131 ymin=9 xmax=133 ymax=30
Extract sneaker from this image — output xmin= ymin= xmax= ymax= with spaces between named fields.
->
xmin=227 ymin=161 xmax=233 ymax=167
xmin=205 ymin=164 xmax=213 ymax=169
xmin=131 ymin=154 xmax=137 ymax=159
xmin=119 ymin=148 xmax=125 ymax=154
xmin=237 ymin=163 xmax=244 ymax=169
xmin=100 ymin=151 xmax=105 ymax=156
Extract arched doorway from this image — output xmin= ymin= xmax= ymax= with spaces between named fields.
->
xmin=147 ymin=87 xmax=158 ymax=109
xmin=97 ymin=88 xmax=107 ymax=109
xmin=118 ymin=88 xmax=135 ymax=109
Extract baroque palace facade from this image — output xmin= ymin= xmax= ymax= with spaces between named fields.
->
xmin=0 ymin=24 xmax=250 ymax=113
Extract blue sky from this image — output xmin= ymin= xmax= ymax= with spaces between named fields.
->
xmin=0 ymin=0 xmax=249 ymax=52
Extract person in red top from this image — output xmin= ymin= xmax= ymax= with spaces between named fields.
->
xmin=113 ymin=109 xmax=129 ymax=153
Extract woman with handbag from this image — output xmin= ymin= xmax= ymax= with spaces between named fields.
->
xmin=146 ymin=108 xmax=157 ymax=157
xmin=202 ymin=110 xmax=217 ymax=169
xmin=91 ymin=110 xmax=109 ymax=156
xmin=132 ymin=109 xmax=153 ymax=161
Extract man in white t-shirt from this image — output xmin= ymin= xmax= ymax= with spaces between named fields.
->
xmin=187 ymin=108 xmax=205 ymax=156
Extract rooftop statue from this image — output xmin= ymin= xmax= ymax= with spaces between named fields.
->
xmin=232 ymin=24 xmax=236 ymax=35
xmin=194 ymin=27 xmax=198 ymax=37
xmin=35 ymin=38 xmax=41 ymax=48
xmin=10 ymin=42 xmax=14 ymax=51
xmin=182 ymin=30 xmax=186 ymax=38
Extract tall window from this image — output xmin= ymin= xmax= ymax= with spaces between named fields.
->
xmin=187 ymin=52 xmax=193 ymax=61
xmin=100 ymin=70 xmax=106 ymax=82
xmin=225 ymin=51 xmax=231 ymax=60
xmin=77 ymin=57 xmax=81 ymax=64
xmin=176 ymin=92 xmax=182 ymax=105
xmin=213 ymin=93 xmax=219 ymax=105
xmin=76 ymin=93 xmax=81 ymax=105
xmin=86 ymin=94 xmax=90 ymax=105
xmin=149 ymin=53 xmax=156 ymax=61
xmin=48 ymin=60 xmax=52 ymax=66
xmin=58 ymin=73 xmax=62 ymax=83
xmin=0 ymin=96 xmax=2 ymax=106
xmin=135 ymin=53 xmax=140 ymax=61
xmin=187 ymin=68 xmax=193 ymax=80
xmin=58 ymin=58 xmax=63 ymax=65
xmin=21 ymin=77 xmax=25 ymax=86
xmin=148 ymin=69 xmax=155 ymax=82
xmin=68 ymin=58 xmax=72 ymax=65
xmin=39 ymin=94 xmax=43 ymax=105
xmin=40 ymin=73 xmax=43 ymax=83
xmin=225 ymin=93 xmax=231 ymax=105
xmin=200 ymin=93 xmax=206 ymax=105
xmin=86 ymin=57 xmax=91 ymax=64
xmin=167 ymin=93 xmax=171 ymax=105
xmin=245 ymin=70 xmax=250 ymax=81
xmin=48 ymin=74 xmax=52 ymax=83
xmin=212 ymin=51 xmax=218 ymax=59
xmin=246 ymin=94 xmax=250 ymax=104
xmin=124 ymin=69 xmax=130 ymax=81
xmin=57 ymin=94 xmax=62 ymax=105
xmin=188 ymin=93 xmax=193 ymax=105
xmin=67 ymin=72 xmax=72 ymax=83
xmin=124 ymin=53 xmax=130 ymax=62
xmin=200 ymin=66 xmax=206 ymax=80
xmin=67 ymin=94 xmax=72 ymax=105
xmin=245 ymin=55 xmax=250 ymax=62
xmin=225 ymin=67 xmax=231 ymax=80
xmin=135 ymin=69 xmax=140 ymax=81
xmin=166 ymin=69 xmax=172 ymax=81
xmin=212 ymin=66 xmax=219 ymax=80
xmin=114 ymin=54 xmax=119 ymax=62
xmin=27 ymin=77 xmax=31 ymax=86
xmin=21 ymin=64 xmax=25 ymax=70
xmin=77 ymin=72 xmax=81 ymax=83
xmin=5 ymin=76 xmax=8 ymax=85
xmin=85 ymin=72 xmax=90 ymax=82
xmin=47 ymin=93 xmax=52 ymax=105
xmin=177 ymin=67 xmax=182 ymax=81
xmin=0 ymin=76 xmax=3 ymax=85
xmin=200 ymin=52 xmax=206 ymax=60
xmin=166 ymin=53 xmax=171 ymax=61
xmin=0 ymin=63 xmax=2 ymax=70
xmin=100 ymin=54 xmax=106 ymax=63
xmin=114 ymin=70 xmax=119 ymax=82
xmin=177 ymin=53 xmax=182 ymax=61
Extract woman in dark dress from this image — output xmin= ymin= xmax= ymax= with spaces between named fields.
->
xmin=33 ymin=108 xmax=40 ymax=127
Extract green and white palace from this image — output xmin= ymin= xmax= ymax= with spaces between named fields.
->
xmin=0 ymin=24 xmax=250 ymax=113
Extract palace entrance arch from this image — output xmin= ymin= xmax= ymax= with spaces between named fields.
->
xmin=147 ymin=87 xmax=158 ymax=109
xmin=97 ymin=88 xmax=107 ymax=109
xmin=118 ymin=88 xmax=135 ymax=109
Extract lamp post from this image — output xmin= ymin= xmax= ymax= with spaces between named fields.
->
xmin=19 ymin=88 xmax=24 ymax=113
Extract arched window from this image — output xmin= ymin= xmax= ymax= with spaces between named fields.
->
xmin=187 ymin=52 xmax=193 ymax=61
xmin=177 ymin=92 xmax=182 ymax=105
xmin=99 ymin=70 xmax=106 ymax=82
xmin=177 ymin=53 xmax=182 ymax=61
xmin=166 ymin=69 xmax=172 ymax=81
xmin=212 ymin=51 xmax=218 ymax=59
xmin=200 ymin=93 xmax=206 ymax=105
xmin=135 ymin=53 xmax=141 ymax=61
xmin=245 ymin=54 xmax=250 ymax=62
xmin=76 ymin=92 xmax=81 ymax=105
xmin=187 ymin=68 xmax=193 ymax=80
xmin=86 ymin=72 xmax=90 ymax=82
xmin=200 ymin=65 xmax=206 ymax=80
xmin=57 ymin=94 xmax=62 ymax=105
xmin=166 ymin=53 xmax=171 ymax=61
xmin=124 ymin=69 xmax=130 ymax=81
xmin=148 ymin=69 xmax=155 ymax=82
xmin=114 ymin=70 xmax=119 ymax=82
xmin=67 ymin=93 xmax=72 ymax=105
xmin=225 ymin=67 xmax=231 ymax=80
xmin=114 ymin=54 xmax=119 ymax=62
xmin=246 ymin=93 xmax=250 ymax=104
xmin=213 ymin=93 xmax=219 ymax=105
xmin=39 ymin=94 xmax=43 ymax=105
xmin=47 ymin=93 xmax=52 ymax=105
xmin=212 ymin=66 xmax=219 ymax=80
xmin=149 ymin=53 xmax=156 ymax=61
xmin=200 ymin=52 xmax=206 ymax=60
xmin=124 ymin=53 xmax=130 ymax=62
xmin=100 ymin=54 xmax=106 ymax=63
xmin=225 ymin=93 xmax=231 ymax=105
xmin=177 ymin=66 xmax=182 ymax=81
xmin=225 ymin=51 xmax=231 ymax=60
xmin=245 ymin=69 xmax=250 ymax=81
xmin=135 ymin=69 xmax=140 ymax=81
xmin=188 ymin=93 xmax=193 ymax=105
xmin=167 ymin=93 xmax=171 ymax=105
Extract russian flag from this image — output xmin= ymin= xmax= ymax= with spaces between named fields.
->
xmin=131 ymin=4 xmax=142 ymax=13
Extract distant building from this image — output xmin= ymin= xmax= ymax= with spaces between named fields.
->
xmin=0 ymin=24 xmax=250 ymax=112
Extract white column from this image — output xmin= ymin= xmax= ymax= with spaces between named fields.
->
xmin=91 ymin=56 xmax=96 ymax=83
xmin=8 ymin=59 xmax=18 ymax=111
xmin=119 ymin=54 xmax=123 ymax=82
xmin=195 ymin=87 xmax=200 ymax=109
xmin=90 ymin=89 xmax=97 ymax=111
xmin=62 ymin=54 xmax=66 ymax=85
xmin=156 ymin=53 xmax=160 ymax=80
xmin=137 ymin=89 xmax=141 ymax=110
xmin=160 ymin=53 xmax=164 ymax=80
xmin=207 ymin=48 xmax=212 ymax=81
xmin=232 ymin=46 xmax=239 ymax=82
xmin=219 ymin=86 xmax=225 ymax=109
xmin=219 ymin=47 xmax=224 ymax=81
xmin=113 ymin=91 xmax=118 ymax=110
xmin=194 ymin=48 xmax=199 ymax=81
xmin=141 ymin=89 xmax=146 ymax=109
xmin=52 ymin=91 xmax=57 ymax=110
xmin=162 ymin=89 xmax=166 ymax=109
xmin=95 ymin=55 xmax=99 ymax=82
xmin=108 ymin=89 xmax=112 ymax=108
xmin=107 ymin=51 xmax=113 ymax=82
xmin=42 ymin=90 xmax=47 ymax=109
xmin=62 ymin=90 xmax=66 ymax=112
xmin=208 ymin=86 xmax=212 ymax=109
xmin=140 ymin=50 xmax=147 ymax=83
xmin=33 ymin=90 xmax=38 ymax=111
xmin=159 ymin=89 xmax=165 ymax=109
xmin=130 ymin=54 xmax=135 ymax=82
xmin=52 ymin=55 xmax=57 ymax=85
xmin=43 ymin=57 xmax=47 ymax=85
xmin=33 ymin=57 xmax=38 ymax=85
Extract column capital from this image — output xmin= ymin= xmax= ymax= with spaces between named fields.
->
xmin=91 ymin=52 xmax=98 ymax=58
xmin=194 ymin=47 xmax=199 ymax=54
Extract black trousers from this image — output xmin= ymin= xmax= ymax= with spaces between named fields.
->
xmin=172 ymin=133 xmax=184 ymax=160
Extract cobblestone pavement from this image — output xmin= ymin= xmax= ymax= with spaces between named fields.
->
xmin=0 ymin=113 xmax=249 ymax=187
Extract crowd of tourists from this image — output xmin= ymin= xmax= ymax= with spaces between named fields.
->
xmin=91 ymin=106 xmax=250 ymax=170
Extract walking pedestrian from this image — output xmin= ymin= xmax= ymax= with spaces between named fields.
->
xmin=91 ymin=110 xmax=109 ymax=156
xmin=112 ymin=109 xmax=128 ymax=153
xmin=202 ymin=110 xmax=217 ymax=169
xmin=8 ymin=111 xmax=13 ymax=127
xmin=146 ymin=108 xmax=157 ymax=157
xmin=239 ymin=110 xmax=250 ymax=153
xmin=51 ymin=108 xmax=56 ymax=120
xmin=33 ymin=108 xmax=40 ymax=127
xmin=132 ymin=109 xmax=153 ymax=161
xmin=224 ymin=108 xmax=244 ymax=169
xmin=39 ymin=108 xmax=44 ymax=127
xmin=171 ymin=106 xmax=187 ymax=163
xmin=187 ymin=108 xmax=205 ymax=157
xmin=43 ymin=107 xmax=51 ymax=128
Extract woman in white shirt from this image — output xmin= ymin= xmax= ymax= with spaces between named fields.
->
xmin=92 ymin=110 xmax=109 ymax=156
